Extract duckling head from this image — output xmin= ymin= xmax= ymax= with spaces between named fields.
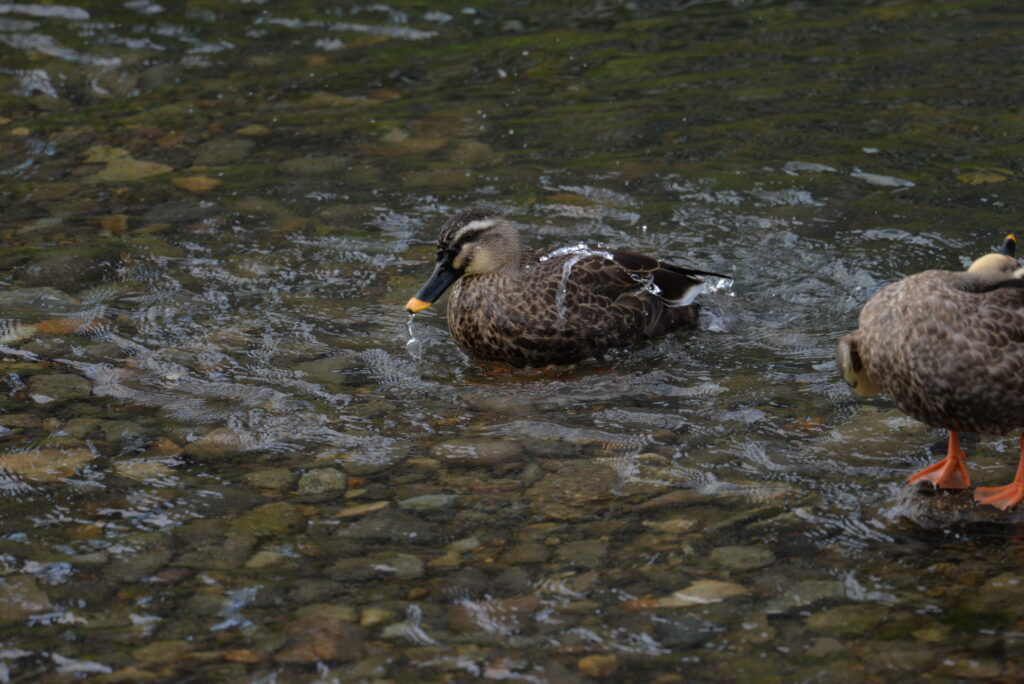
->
xmin=406 ymin=208 xmax=522 ymax=313
xmin=967 ymin=233 xmax=1020 ymax=282
xmin=837 ymin=334 xmax=879 ymax=397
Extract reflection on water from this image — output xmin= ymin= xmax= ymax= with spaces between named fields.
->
xmin=0 ymin=0 xmax=1022 ymax=681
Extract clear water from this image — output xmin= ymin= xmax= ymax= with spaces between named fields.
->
xmin=0 ymin=1 xmax=1022 ymax=681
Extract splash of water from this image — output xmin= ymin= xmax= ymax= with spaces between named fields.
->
xmin=406 ymin=312 xmax=423 ymax=360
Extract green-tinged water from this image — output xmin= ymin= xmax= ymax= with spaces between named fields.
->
xmin=0 ymin=1 xmax=1022 ymax=681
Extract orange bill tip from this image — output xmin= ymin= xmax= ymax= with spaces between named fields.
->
xmin=405 ymin=297 xmax=432 ymax=313
xmin=1007 ymin=233 xmax=1017 ymax=242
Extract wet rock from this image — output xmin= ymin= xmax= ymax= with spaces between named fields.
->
xmin=242 ymin=468 xmax=294 ymax=491
xmin=555 ymin=539 xmax=608 ymax=569
xmin=279 ymin=156 xmax=349 ymax=175
xmin=330 ymin=552 xmax=424 ymax=581
xmin=83 ymin=145 xmax=130 ymax=163
xmin=805 ymin=637 xmax=843 ymax=657
xmin=432 ymin=568 xmax=490 ymax=601
xmin=527 ymin=461 xmax=618 ymax=520
xmin=294 ymin=603 xmax=358 ymax=622
xmin=708 ymin=545 xmax=775 ymax=572
xmin=448 ymin=595 xmax=541 ymax=633
xmin=245 ymin=550 xmax=288 ymax=569
xmin=337 ymin=510 xmax=440 ymax=544
xmin=935 ymin=656 xmax=1003 ymax=679
xmin=274 ymin=617 xmax=366 ymax=664
xmin=236 ymin=124 xmax=271 ymax=137
xmin=397 ymin=493 xmax=456 ymax=511
xmin=172 ymin=176 xmax=221 ymax=194
xmin=765 ymin=579 xmax=846 ymax=614
xmin=193 ymin=137 xmax=254 ymax=166
xmin=0 ymin=448 xmax=96 ymax=482
xmin=27 ymin=374 xmax=91 ymax=402
xmin=61 ymin=418 xmax=103 ymax=439
xmin=93 ymin=159 xmax=172 ymax=182
xmin=335 ymin=501 xmax=390 ymax=518
xmin=360 ymin=607 xmax=397 ymax=627
xmin=231 ymin=502 xmax=305 ymax=537
xmin=0 ymin=413 xmax=43 ymax=428
xmin=102 ymin=420 xmax=152 ymax=449
xmin=184 ymin=427 xmax=246 ymax=459
xmin=626 ymin=579 xmax=748 ymax=610
xmin=499 ymin=542 xmax=551 ymax=565
xmin=430 ymin=438 xmax=523 ymax=467
xmin=132 ymin=640 xmax=190 ymax=664
xmin=114 ymin=459 xmax=176 ymax=481
xmin=642 ymin=517 xmax=698 ymax=535
xmin=577 ymin=654 xmax=618 ymax=678
xmin=0 ymin=287 xmax=79 ymax=312
xmin=0 ymin=576 xmax=51 ymax=624
xmin=103 ymin=550 xmax=172 ymax=583
xmin=806 ymin=604 xmax=887 ymax=636
xmin=492 ymin=567 xmax=533 ymax=596
xmin=297 ymin=468 xmax=347 ymax=495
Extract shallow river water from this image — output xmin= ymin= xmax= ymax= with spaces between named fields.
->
xmin=0 ymin=1 xmax=1023 ymax=682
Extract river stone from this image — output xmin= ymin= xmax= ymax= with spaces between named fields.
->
xmin=655 ymin=579 xmax=749 ymax=608
xmin=245 ymin=550 xmax=288 ymax=569
xmin=448 ymin=595 xmax=541 ymax=634
xmin=652 ymin=613 xmax=717 ymax=649
xmin=194 ymin=136 xmax=254 ymax=165
xmin=527 ymin=461 xmax=618 ymax=520
xmin=297 ymin=468 xmax=347 ymax=495
xmin=397 ymin=494 xmax=456 ymax=511
xmin=708 ymin=545 xmax=775 ymax=572
xmin=555 ymin=539 xmax=608 ymax=569
xmin=93 ymin=159 xmax=172 ymax=182
xmin=183 ymin=427 xmax=246 ymax=459
xmin=114 ymin=459 xmax=176 ymax=481
xmin=62 ymin=417 xmax=103 ymax=439
xmin=360 ymin=607 xmax=397 ymax=627
xmin=765 ymin=580 xmax=846 ymax=614
xmin=132 ymin=640 xmax=190 ymax=664
xmin=102 ymin=420 xmax=152 ymax=449
xmin=242 ymin=468 xmax=295 ymax=491
xmin=577 ymin=654 xmax=618 ymax=678
xmin=294 ymin=603 xmax=358 ymax=622
xmin=0 ymin=413 xmax=43 ymax=428
xmin=104 ymin=550 xmax=172 ymax=583
xmin=330 ymin=552 xmax=424 ymax=581
xmin=974 ymin=573 xmax=1024 ymax=613
xmin=274 ymin=617 xmax=366 ymax=663
xmin=806 ymin=604 xmax=887 ymax=635
xmin=337 ymin=510 xmax=441 ymax=544
xmin=231 ymin=502 xmax=305 ymax=537
xmin=0 ymin=576 xmax=51 ymax=624
xmin=429 ymin=438 xmax=523 ymax=467
xmin=499 ymin=542 xmax=551 ymax=565
xmin=0 ymin=448 xmax=96 ymax=482
xmin=935 ymin=656 xmax=1003 ymax=679
xmin=0 ymin=287 xmax=79 ymax=312
xmin=279 ymin=156 xmax=349 ymax=175
xmin=27 ymin=374 xmax=91 ymax=402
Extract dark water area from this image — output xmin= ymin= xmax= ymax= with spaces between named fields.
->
xmin=0 ymin=0 xmax=1023 ymax=681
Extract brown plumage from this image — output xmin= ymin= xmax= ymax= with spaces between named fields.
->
xmin=405 ymin=208 xmax=727 ymax=367
xmin=838 ymin=235 xmax=1024 ymax=509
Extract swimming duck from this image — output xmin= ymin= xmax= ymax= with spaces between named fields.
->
xmin=838 ymin=234 xmax=1024 ymax=509
xmin=405 ymin=207 xmax=727 ymax=367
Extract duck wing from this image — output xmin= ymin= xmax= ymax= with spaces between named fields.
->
xmin=571 ymin=248 xmax=727 ymax=306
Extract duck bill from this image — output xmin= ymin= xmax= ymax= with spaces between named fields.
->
xmin=405 ymin=261 xmax=462 ymax=312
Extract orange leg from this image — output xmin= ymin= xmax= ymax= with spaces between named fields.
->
xmin=975 ymin=435 xmax=1024 ymax=510
xmin=907 ymin=430 xmax=971 ymax=489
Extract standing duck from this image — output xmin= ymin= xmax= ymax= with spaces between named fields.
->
xmin=405 ymin=207 xmax=727 ymax=367
xmin=838 ymin=235 xmax=1024 ymax=509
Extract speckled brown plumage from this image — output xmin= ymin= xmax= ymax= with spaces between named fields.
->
xmin=837 ymin=237 xmax=1024 ymax=509
xmin=407 ymin=208 xmax=726 ymax=367
xmin=840 ymin=262 xmax=1024 ymax=435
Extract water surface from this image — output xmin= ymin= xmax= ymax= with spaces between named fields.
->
xmin=0 ymin=1 xmax=1023 ymax=681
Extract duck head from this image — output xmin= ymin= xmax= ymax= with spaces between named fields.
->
xmin=406 ymin=208 xmax=522 ymax=313
xmin=967 ymin=234 xmax=1021 ymax=284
